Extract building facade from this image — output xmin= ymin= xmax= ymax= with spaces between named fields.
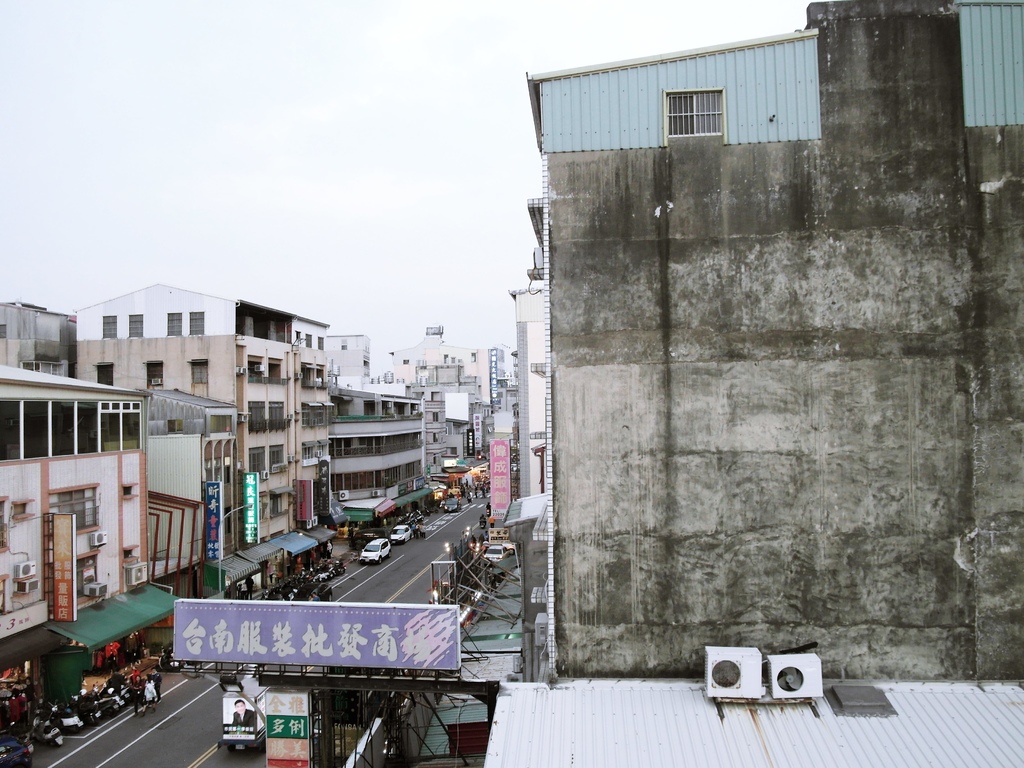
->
xmin=0 ymin=301 xmax=77 ymax=377
xmin=529 ymin=0 xmax=1024 ymax=680
xmin=75 ymin=284 xmax=331 ymax=549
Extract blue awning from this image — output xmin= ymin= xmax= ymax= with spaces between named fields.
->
xmin=270 ymin=531 xmax=318 ymax=555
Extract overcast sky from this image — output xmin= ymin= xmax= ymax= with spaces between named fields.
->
xmin=1 ymin=0 xmax=812 ymax=376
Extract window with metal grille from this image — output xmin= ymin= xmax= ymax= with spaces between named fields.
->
xmin=102 ymin=316 xmax=117 ymax=339
xmin=50 ymin=487 xmax=99 ymax=529
xmin=96 ymin=364 xmax=113 ymax=387
xmin=167 ymin=313 xmax=182 ymax=336
xmin=189 ymin=311 xmax=205 ymax=336
xmin=667 ymin=91 xmax=723 ymax=137
xmin=191 ymin=360 xmax=208 ymax=384
xmin=128 ymin=314 xmax=143 ymax=338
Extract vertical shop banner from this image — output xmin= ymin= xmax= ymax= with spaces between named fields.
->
xmin=51 ymin=513 xmax=77 ymax=622
xmin=490 ymin=439 xmax=511 ymax=517
xmin=205 ymin=481 xmax=223 ymax=561
xmin=295 ymin=479 xmax=313 ymax=522
xmin=266 ymin=690 xmax=310 ymax=768
xmin=243 ymin=473 xmax=259 ymax=544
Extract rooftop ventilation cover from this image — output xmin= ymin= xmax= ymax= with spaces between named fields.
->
xmin=767 ymin=653 xmax=823 ymax=699
xmin=705 ymin=646 xmax=763 ymax=699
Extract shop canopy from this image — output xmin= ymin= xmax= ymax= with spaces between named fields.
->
xmin=237 ymin=540 xmax=285 ymax=563
xmin=303 ymin=526 xmax=337 ymax=544
xmin=44 ymin=584 xmax=178 ymax=652
xmin=270 ymin=531 xmax=319 ymax=555
xmin=393 ymin=487 xmax=433 ymax=507
xmin=208 ymin=553 xmax=260 ymax=584
xmin=319 ymin=500 xmax=348 ymax=527
xmin=0 ymin=625 xmax=66 ymax=670
xmin=342 ymin=497 xmax=396 ymax=522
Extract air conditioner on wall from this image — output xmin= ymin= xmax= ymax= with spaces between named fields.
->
xmin=705 ymin=646 xmax=764 ymax=700
xmin=149 ymin=378 xmax=163 ymax=386
xmin=84 ymin=582 xmax=108 ymax=598
xmin=236 ymin=367 xmax=247 ymax=376
xmin=124 ymin=562 xmax=148 ymax=587
xmin=238 ymin=413 xmax=248 ymax=422
xmin=13 ymin=561 xmax=36 ymax=579
xmin=767 ymin=653 xmax=823 ymax=699
xmin=15 ymin=579 xmax=39 ymax=594
xmin=88 ymin=531 xmax=108 ymax=547
xmin=260 ymin=470 xmax=270 ymax=481
xmin=371 ymin=490 xmax=382 ymax=498
xmin=337 ymin=491 xmax=349 ymax=500
xmin=255 ymin=364 xmax=266 ymax=373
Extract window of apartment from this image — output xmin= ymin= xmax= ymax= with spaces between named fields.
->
xmin=96 ymin=364 xmax=113 ymax=387
xmin=78 ymin=402 xmax=98 ymax=454
xmin=210 ymin=414 xmax=232 ymax=433
xmin=51 ymin=487 xmax=99 ymax=530
xmin=100 ymin=401 xmax=142 ymax=451
xmin=471 ymin=352 xmax=477 ymax=362
xmin=146 ymin=362 xmax=164 ymax=387
xmin=0 ymin=325 xmax=6 ymax=339
xmin=305 ymin=333 xmax=313 ymax=348
xmin=191 ymin=360 xmax=209 ymax=384
xmin=269 ymin=444 xmax=285 ymax=469
xmin=102 ymin=316 xmax=117 ymax=339
xmin=667 ymin=91 xmax=723 ymax=137
xmin=248 ymin=447 xmax=266 ymax=473
xmin=402 ymin=359 xmax=409 ymax=365
xmin=128 ymin=314 xmax=144 ymax=338
xmin=52 ymin=401 xmax=76 ymax=457
xmin=167 ymin=419 xmax=184 ymax=434
xmin=189 ymin=311 xmax=205 ymax=336
xmin=77 ymin=554 xmax=98 ymax=594
xmin=167 ymin=313 xmax=182 ymax=336
xmin=317 ymin=337 xmax=324 ymax=351
xmin=0 ymin=502 xmax=7 ymax=549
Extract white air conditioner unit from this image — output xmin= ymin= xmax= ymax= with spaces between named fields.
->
xmin=149 ymin=378 xmax=163 ymax=386
xmin=254 ymin=364 xmax=266 ymax=373
xmin=238 ymin=413 xmax=248 ymax=422
xmin=124 ymin=562 xmax=148 ymax=587
xmin=236 ymin=366 xmax=247 ymax=376
xmin=84 ymin=582 xmax=108 ymax=598
xmin=315 ymin=377 xmax=323 ymax=386
xmin=337 ymin=490 xmax=349 ymax=500
xmin=260 ymin=470 xmax=270 ymax=481
xmin=288 ymin=454 xmax=296 ymax=462
xmin=15 ymin=579 xmax=39 ymax=594
xmin=768 ymin=653 xmax=823 ymax=699
xmin=271 ymin=463 xmax=286 ymax=473
xmin=13 ymin=561 xmax=36 ymax=579
xmin=88 ymin=531 xmax=109 ymax=547
xmin=705 ymin=646 xmax=764 ymax=699
xmin=371 ymin=490 xmax=382 ymax=497
xmin=314 ymin=450 xmax=323 ymax=459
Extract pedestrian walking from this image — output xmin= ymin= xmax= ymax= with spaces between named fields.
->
xmin=151 ymin=668 xmax=162 ymax=702
xmin=129 ymin=668 xmax=145 ymax=715
xmin=244 ymin=574 xmax=255 ymax=600
xmin=141 ymin=675 xmax=157 ymax=716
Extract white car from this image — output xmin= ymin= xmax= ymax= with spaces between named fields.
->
xmin=359 ymin=538 xmax=391 ymax=565
xmin=390 ymin=525 xmax=412 ymax=544
xmin=483 ymin=543 xmax=514 ymax=562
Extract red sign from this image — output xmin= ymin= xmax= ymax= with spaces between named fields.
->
xmin=295 ymin=480 xmax=313 ymax=522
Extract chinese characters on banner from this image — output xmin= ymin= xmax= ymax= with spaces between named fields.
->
xmin=174 ymin=600 xmax=462 ymax=671
xmin=266 ymin=690 xmax=310 ymax=768
xmin=51 ymin=513 xmax=77 ymax=622
xmin=489 ymin=439 xmax=511 ymax=518
xmin=205 ymin=481 xmax=223 ymax=561
xmin=243 ymin=473 xmax=259 ymax=544
xmin=295 ymin=479 xmax=313 ymax=523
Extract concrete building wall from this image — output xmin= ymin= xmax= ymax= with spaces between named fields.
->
xmin=546 ymin=0 xmax=1024 ymax=680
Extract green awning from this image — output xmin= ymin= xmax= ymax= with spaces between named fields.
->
xmin=393 ymin=487 xmax=432 ymax=506
xmin=44 ymin=584 xmax=178 ymax=652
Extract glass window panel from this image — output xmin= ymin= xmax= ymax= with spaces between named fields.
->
xmin=52 ymin=401 xmax=76 ymax=456
xmin=0 ymin=400 xmax=20 ymax=460
xmin=101 ymin=410 xmax=121 ymax=452
xmin=23 ymin=401 xmax=49 ymax=458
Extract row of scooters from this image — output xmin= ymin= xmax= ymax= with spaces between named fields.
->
xmin=28 ymin=650 xmax=183 ymax=749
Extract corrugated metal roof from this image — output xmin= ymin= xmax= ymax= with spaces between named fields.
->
xmin=484 ymin=680 xmax=1024 ymax=768
xmin=959 ymin=1 xmax=1024 ymax=127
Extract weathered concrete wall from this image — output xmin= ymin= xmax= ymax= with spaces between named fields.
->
xmin=550 ymin=0 xmax=1024 ymax=679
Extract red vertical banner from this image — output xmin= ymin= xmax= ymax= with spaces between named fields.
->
xmin=489 ymin=439 xmax=511 ymax=518
xmin=52 ymin=513 xmax=77 ymax=622
xmin=295 ymin=479 xmax=313 ymax=522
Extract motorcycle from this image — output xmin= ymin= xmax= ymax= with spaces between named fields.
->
xmin=49 ymin=701 xmax=84 ymax=734
xmin=158 ymin=647 xmax=183 ymax=673
xmin=94 ymin=685 xmax=125 ymax=716
xmin=73 ymin=691 xmax=101 ymax=726
xmin=31 ymin=713 xmax=63 ymax=748
xmin=479 ymin=516 xmax=487 ymax=530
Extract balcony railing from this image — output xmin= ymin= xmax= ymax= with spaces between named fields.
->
xmin=333 ymin=413 xmax=422 ymax=422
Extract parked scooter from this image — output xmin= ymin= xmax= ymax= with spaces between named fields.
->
xmin=158 ymin=647 xmax=183 ymax=673
xmin=93 ymin=684 xmax=125 ymax=716
xmin=48 ymin=701 xmax=84 ymax=734
xmin=31 ymin=711 xmax=64 ymax=747
xmin=74 ymin=690 xmax=101 ymax=726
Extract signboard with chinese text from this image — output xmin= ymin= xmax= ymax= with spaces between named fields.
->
xmin=243 ymin=473 xmax=259 ymax=544
xmin=295 ymin=479 xmax=313 ymax=523
xmin=51 ymin=513 xmax=77 ymax=622
xmin=266 ymin=690 xmax=310 ymax=768
xmin=205 ymin=481 xmax=223 ymax=561
xmin=489 ymin=439 xmax=511 ymax=517
xmin=174 ymin=600 xmax=461 ymax=671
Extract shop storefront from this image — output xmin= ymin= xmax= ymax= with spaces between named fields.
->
xmin=43 ymin=584 xmax=177 ymax=700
